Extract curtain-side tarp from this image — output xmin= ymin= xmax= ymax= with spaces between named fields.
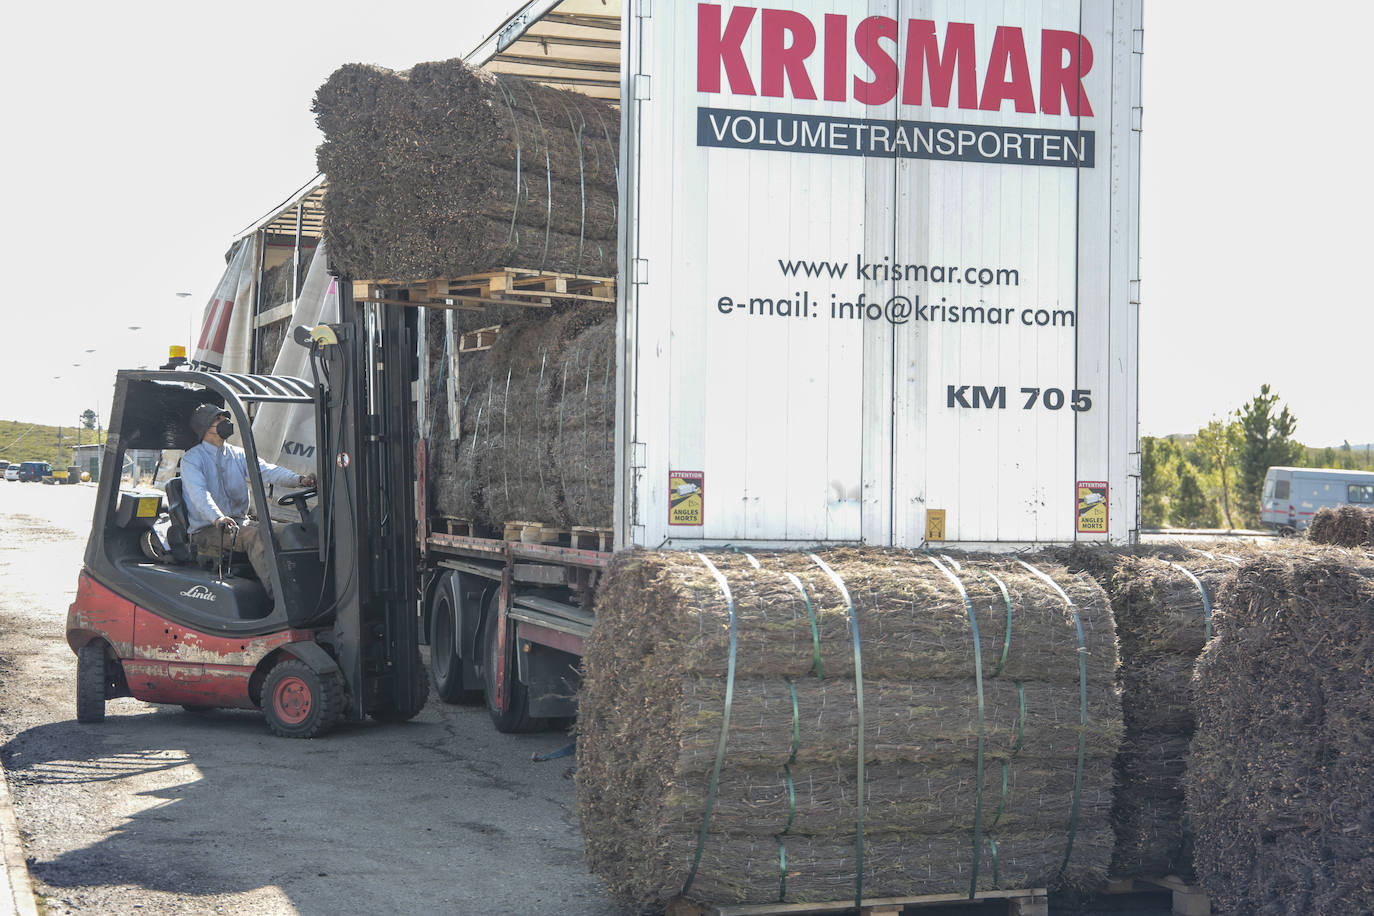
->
xmin=252 ymin=241 xmax=339 ymax=476
xmin=192 ymin=235 xmax=260 ymax=372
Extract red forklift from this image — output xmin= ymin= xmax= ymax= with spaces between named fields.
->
xmin=65 ymin=301 xmax=426 ymax=737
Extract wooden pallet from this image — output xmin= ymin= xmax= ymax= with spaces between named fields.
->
xmin=570 ymin=526 xmax=613 ymax=552
xmin=435 ymin=516 xmax=474 ymax=538
xmin=356 ymin=268 xmax=614 ymax=311
xmin=502 ymin=521 xmax=566 ymax=545
xmin=667 ymin=888 xmax=1049 ymax=916
xmin=1104 ymin=875 xmax=1209 ymax=916
xmin=458 ymin=325 xmax=501 ymax=352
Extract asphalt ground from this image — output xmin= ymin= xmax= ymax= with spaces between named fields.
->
xmin=0 ymin=482 xmax=1176 ymax=915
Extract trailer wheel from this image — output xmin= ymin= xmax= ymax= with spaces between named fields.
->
xmin=76 ymin=644 xmax=107 ymax=724
xmin=430 ymin=581 xmax=482 ymax=704
xmin=480 ymin=598 xmax=544 ymax=734
xmin=262 ymin=659 xmax=343 ymax=738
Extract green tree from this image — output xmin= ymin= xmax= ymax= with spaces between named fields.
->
xmin=1319 ymin=446 xmax=1337 ymax=468
xmin=1236 ymin=384 xmax=1303 ymax=512
xmin=1195 ymin=419 xmax=1244 ymax=528
xmin=1175 ymin=464 xmax=1220 ymax=528
xmin=1141 ymin=436 xmax=1181 ymax=526
xmin=80 ymin=409 xmax=97 ymax=430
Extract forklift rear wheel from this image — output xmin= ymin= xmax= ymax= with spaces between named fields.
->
xmin=262 ymin=659 xmax=343 ymax=738
xmin=430 ymin=584 xmax=482 ymax=705
xmin=76 ymin=644 xmax=107 ymax=724
xmin=480 ymin=599 xmax=545 ymax=734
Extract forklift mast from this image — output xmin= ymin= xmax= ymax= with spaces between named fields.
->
xmin=313 ymin=287 xmax=422 ymax=720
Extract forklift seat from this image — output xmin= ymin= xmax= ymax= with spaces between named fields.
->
xmin=163 ymin=477 xmax=195 ymax=564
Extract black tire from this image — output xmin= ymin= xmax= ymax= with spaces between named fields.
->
xmin=262 ymin=659 xmax=343 ymax=738
xmin=430 ymin=581 xmax=483 ymax=705
xmin=369 ymin=649 xmax=430 ymax=723
xmin=478 ymin=596 xmax=544 ymax=734
xmin=76 ymin=644 xmax=107 ymax=723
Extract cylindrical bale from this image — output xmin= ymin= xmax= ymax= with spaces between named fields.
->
xmin=423 ymin=303 xmax=615 ymax=531
xmin=1187 ymin=548 xmax=1374 ymax=916
xmin=1307 ymin=504 xmax=1374 ymax=547
xmin=577 ymin=548 xmax=1123 ymax=910
xmin=539 ymin=319 xmax=615 ymax=527
xmin=314 ymin=60 xmax=619 ymax=282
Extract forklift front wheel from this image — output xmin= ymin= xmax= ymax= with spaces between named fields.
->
xmin=76 ymin=644 xmax=107 ymax=724
xmin=262 ymin=659 xmax=343 ymax=738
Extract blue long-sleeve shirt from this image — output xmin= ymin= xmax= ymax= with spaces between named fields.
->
xmin=180 ymin=441 xmax=301 ymax=533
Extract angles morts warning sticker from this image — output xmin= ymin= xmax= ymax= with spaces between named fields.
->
xmin=668 ymin=471 xmax=704 ymax=526
xmin=1076 ymin=481 xmax=1108 ymax=533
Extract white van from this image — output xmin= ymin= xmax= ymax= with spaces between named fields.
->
xmin=1260 ymin=466 xmax=1374 ymax=532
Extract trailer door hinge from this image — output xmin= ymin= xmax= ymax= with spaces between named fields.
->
xmin=1133 ymin=28 xmax=1144 ymax=54
xmin=1129 ymin=279 xmax=1141 ymax=304
xmin=636 ymin=0 xmax=651 ymax=17
xmin=630 ymin=441 xmax=647 ymax=469
xmin=1131 ymin=107 xmax=1143 ymax=132
xmin=633 ymin=74 xmax=651 ymax=100
xmin=633 ymin=258 xmax=649 ymax=285
xmin=1128 ymin=452 xmax=1142 ymax=476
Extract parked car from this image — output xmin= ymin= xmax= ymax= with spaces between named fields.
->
xmin=3 ymin=464 xmax=18 ymax=482
xmin=16 ymin=460 xmax=53 ymax=482
xmin=1260 ymin=466 xmax=1374 ymax=533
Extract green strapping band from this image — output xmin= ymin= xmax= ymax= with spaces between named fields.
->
xmin=682 ymin=554 xmax=738 ymax=897
xmin=809 ymin=553 xmax=864 ymax=908
xmin=1168 ymin=562 xmax=1213 ymax=642
xmin=986 ymin=683 xmax=1025 ymax=888
xmin=775 ymin=676 xmax=800 ymax=901
xmin=930 ymin=556 xmax=986 ymax=899
xmin=1013 ymin=681 xmax=1026 ymax=753
xmin=782 ymin=571 xmax=823 ymax=679
xmin=1016 ymin=559 xmax=1088 ymax=878
xmin=980 ymin=571 xmax=1014 ymax=679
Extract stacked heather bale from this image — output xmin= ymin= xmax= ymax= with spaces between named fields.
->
xmin=424 ymin=303 xmax=614 ymax=530
xmin=1187 ymin=548 xmax=1374 ymax=915
xmin=578 ymin=548 xmax=1123 ymax=909
xmin=1104 ymin=553 xmax=1241 ymax=879
xmin=315 ymin=59 xmax=618 ymax=282
xmin=540 ymin=319 xmax=615 ymax=526
xmin=1307 ymin=504 xmax=1374 ymax=548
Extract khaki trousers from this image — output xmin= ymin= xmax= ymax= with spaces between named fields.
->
xmin=189 ymin=518 xmax=286 ymax=600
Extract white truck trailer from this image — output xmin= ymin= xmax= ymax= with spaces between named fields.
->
xmin=207 ymin=0 xmax=1143 ymax=730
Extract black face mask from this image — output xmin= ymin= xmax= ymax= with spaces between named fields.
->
xmin=215 ymin=420 xmax=234 ymax=439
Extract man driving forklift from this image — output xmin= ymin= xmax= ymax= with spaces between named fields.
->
xmin=181 ymin=403 xmax=316 ymax=601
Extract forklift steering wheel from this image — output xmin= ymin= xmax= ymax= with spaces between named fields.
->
xmin=277 ymin=487 xmax=317 ymax=507
xmin=277 ymin=488 xmax=317 ymax=526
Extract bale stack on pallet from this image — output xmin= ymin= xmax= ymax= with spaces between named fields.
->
xmin=315 ymin=59 xmax=621 ymax=532
xmin=422 ymin=303 xmax=614 ymax=531
xmin=1104 ymin=551 xmax=1240 ymax=880
xmin=1306 ymin=505 xmax=1374 ymax=548
xmin=1187 ymin=548 xmax=1374 ymax=915
xmin=315 ymin=59 xmax=618 ymax=281
xmin=577 ymin=548 xmax=1123 ymax=910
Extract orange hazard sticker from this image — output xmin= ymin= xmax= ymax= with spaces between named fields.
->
xmin=669 ymin=471 xmax=704 ymax=526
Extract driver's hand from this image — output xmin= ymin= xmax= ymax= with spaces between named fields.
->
xmin=298 ymin=474 xmax=316 ymax=488
xmin=216 ymin=516 xmax=238 ymax=533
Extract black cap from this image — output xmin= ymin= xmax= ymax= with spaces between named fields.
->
xmin=190 ymin=403 xmax=229 ymax=438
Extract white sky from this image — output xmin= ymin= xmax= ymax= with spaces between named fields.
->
xmin=1 ymin=2 xmax=1369 ymax=448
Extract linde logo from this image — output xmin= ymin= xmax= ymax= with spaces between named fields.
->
xmin=694 ymin=4 xmax=1096 ymax=168
xmin=179 ymin=585 xmax=217 ymax=602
